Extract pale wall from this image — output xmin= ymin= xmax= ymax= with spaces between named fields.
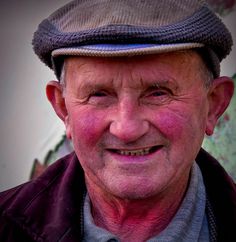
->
xmin=0 ymin=0 xmax=70 ymax=191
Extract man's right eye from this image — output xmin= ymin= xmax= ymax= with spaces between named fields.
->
xmin=91 ymin=91 xmax=107 ymax=97
xmin=86 ymin=90 xmax=116 ymax=107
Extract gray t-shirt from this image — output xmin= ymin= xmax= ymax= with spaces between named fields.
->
xmin=83 ymin=162 xmax=209 ymax=242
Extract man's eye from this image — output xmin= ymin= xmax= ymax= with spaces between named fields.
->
xmin=150 ymin=90 xmax=168 ymax=96
xmin=142 ymin=88 xmax=173 ymax=105
xmin=87 ymin=91 xmax=116 ymax=107
xmin=148 ymin=88 xmax=172 ymax=97
xmin=91 ymin=91 xmax=107 ymax=97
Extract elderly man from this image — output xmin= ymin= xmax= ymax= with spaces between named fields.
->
xmin=0 ymin=0 xmax=235 ymax=241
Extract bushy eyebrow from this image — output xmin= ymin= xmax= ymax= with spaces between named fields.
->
xmin=148 ymin=80 xmax=179 ymax=90
xmin=78 ymin=82 xmax=115 ymax=94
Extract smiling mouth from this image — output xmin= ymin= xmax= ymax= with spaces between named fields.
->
xmin=108 ymin=146 xmax=162 ymax=156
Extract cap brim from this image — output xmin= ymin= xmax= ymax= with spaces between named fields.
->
xmin=52 ymin=43 xmax=204 ymax=58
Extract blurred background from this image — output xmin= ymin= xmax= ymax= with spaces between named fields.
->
xmin=0 ymin=0 xmax=236 ymax=191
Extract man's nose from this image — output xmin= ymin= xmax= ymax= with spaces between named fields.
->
xmin=109 ymin=98 xmax=149 ymax=142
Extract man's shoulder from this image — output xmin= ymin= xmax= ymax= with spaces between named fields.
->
xmin=0 ymin=151 xmax=85 ymax=241
xmin=0 ymin=183 xmax=28 ymax=211
xmin=0 ymin=152 xmax=78 ymax=213
xmin=196 ymin=148 xmax=236 ymax=240
xmin=196 ymin=148 xmax=236 ymax=187
xmin=196 ymin=148 xmax=236 ymax=199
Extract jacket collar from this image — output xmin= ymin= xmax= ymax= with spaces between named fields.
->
xmin=196 ymin=148 xmax=236 ymax=241
xmin=3 ymin=152 xmax=86 ymax=241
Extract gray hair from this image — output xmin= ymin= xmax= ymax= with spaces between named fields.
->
xmin=197 ymin=57 xmax=214 ymax=88
xmin=59 ymin=62 xmax=66 ymax=96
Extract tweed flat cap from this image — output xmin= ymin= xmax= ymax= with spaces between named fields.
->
xmin=32 ymin=0 xmax=233 ymax=78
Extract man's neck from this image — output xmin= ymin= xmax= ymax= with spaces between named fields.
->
xmin=86 ymin=174 xmax=189 ymax=242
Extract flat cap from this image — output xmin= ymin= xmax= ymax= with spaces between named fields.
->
xmin=32 ymin=0 xmax=233 ymax=78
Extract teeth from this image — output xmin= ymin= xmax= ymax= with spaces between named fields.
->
xmin=118 ymin=148 xmax=151 ymax=156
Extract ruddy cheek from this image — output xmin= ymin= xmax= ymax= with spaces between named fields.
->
xmin=153 ymin=111 xmax=188 ymax=140
xmin=72 ymin=111 xmax=107 ymax=145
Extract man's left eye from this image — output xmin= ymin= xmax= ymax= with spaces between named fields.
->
xmin=142 ymin=88 xmax=173 ymax=105
xmin=150 ymin=90 xmax=168 ymax=96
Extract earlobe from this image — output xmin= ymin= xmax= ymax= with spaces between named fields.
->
xmin=65 ymin=116 xmax=72 ymax=139
xmin=205 ymin=76 xmax=234 ymax=136
xmin=46 ymin=81 xmax=68 ymax=122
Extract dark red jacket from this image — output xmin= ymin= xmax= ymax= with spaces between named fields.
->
xmin=0 ymin=149 xmax=236 ymax=241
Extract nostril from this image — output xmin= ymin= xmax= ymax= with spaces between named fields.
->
xmin=109 ymin=119 xmax=149 ymax=142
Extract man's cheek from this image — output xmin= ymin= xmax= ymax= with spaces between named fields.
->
xmin=153 ymin=111 xmax=187 ymax=141
xmin=71 ymin=111 xmax=106 ymax=144
xmin=156 ymin=108 xmax=205 ymax=158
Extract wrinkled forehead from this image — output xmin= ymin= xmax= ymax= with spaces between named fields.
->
xmin=61 ymin=50 xmax=209 ymax=93
xmin=63 ymin=50 xmax=206 ymax=82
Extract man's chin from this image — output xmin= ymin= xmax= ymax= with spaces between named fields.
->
xmin=104 ymin=179 xmax=160 ymax=201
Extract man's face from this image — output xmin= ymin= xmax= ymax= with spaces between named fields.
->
xmin=63 ymin=52 xmax=210 ymax=199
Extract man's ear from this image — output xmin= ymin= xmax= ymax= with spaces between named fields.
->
xmin=46 ymin=81 xmax=68 ymax=122
xmin=46 ymin=81 xmax=72 ymax=139
xmin=205 ymin=76 xmax=234 ymax=136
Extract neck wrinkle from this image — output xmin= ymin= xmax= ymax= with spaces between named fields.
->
xmin=86 ymin=171 xmax=190 ymax=241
